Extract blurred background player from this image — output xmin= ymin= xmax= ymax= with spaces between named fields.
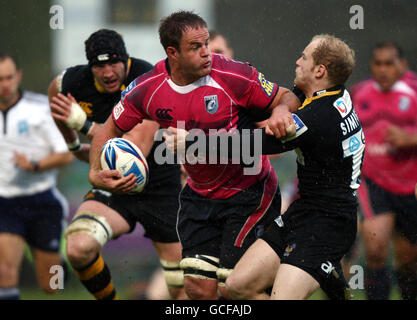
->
xmin=0 ymin=53 xmax=73 ymax=300
xmin=208 ymin=30 xmax=234 ymax=59
xmin=48 ymin=29 xmax=186 ymax=300
xmin=351 ymin=41 xmax=417 ymax=300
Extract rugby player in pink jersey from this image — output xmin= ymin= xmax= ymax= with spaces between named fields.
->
xmin=352 ymin=41 xmax=417 ymax=300
xmin=87 ymin=11 xmax=300 ymax=299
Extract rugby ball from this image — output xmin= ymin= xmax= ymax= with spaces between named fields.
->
xmin=100 ymin=137 xmax=149 ymax=193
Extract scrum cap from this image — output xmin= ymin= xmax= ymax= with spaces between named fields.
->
xmin=85 ymin=29 xmax=128 ymax=67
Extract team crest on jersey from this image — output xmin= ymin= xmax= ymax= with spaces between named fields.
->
xmin=398 ymin=96 xmax=410 ymax=111
xmin=204 ymin=95 xmax=218 ymax=114
xmin=257 ymin=73 xmax=275 ymax=97
xmin=113 ymin=102 xmax=124 ymax=120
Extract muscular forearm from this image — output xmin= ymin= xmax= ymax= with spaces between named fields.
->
xmin=72 ymin=144 xmax=90 ymax=163
xmin=268 ymin=87 xmax=300 ymax=113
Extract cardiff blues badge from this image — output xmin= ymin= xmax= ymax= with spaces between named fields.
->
xmin=204 ymin=95 xmax=218 ymax=114
xmin=399 ymin=96 xmax=410 ymax=112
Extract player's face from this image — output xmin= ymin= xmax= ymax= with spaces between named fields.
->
xmin=371 ymin=48 xmax=405 ymax=91
xmin=294 ymin=40 xmax=318 ymax=90
xmin=91 ymin=61 xmax=126 ymax=94
xmin=209 ymin=35 xmax=233 ymax=59
xmin=177 ymin=27 xmax=212 ymax=82
xmin=0 ymin=57 xmax=22 ymax=105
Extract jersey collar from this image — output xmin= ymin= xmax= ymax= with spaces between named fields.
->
xmin=299 ymin=85 xmax=344 ymax=110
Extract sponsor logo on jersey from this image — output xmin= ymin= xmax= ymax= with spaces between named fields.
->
xmin=333 ymin=90 xmax=353 ymax=118
xmin=257 ymin=72 xmax=275 ymax=97
xmin=282 ymin=114 xmax=308 ymax=143
xmin=342 ymin=129 xmax=365 ymax=158
xmin=121 ymin=79 xmax=136 ymax=100
xmin=155 ymin=108 xmax=173 ymax=120
xmin=349 ymin=136 xmax=360 ymax=152
xmin=113 ymin=102 xmax=124 ymax=120
xmin=204 ymin=95 xmax=219 ymax=114
xmin=78 ymin=101 xmax=93 ymax=116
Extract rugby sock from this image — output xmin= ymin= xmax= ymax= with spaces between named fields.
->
xmin=0 ymin=287 xmax=20 ymax=300
xmin=364 ymin=267 xmax=391 ymax=300
xmin=74 ymin=254 xmax=118 ymax=300
xmin=395 ymin=269 xmax=417 ymax=300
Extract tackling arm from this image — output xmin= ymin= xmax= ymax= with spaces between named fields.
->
xmin=265 ymin=86 xmax=301 ymax=138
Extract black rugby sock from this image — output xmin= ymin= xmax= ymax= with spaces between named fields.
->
xmin=365 ymin=267 xmax=391 ymax=300
xmin=74 ymin=254 xmax=118 ymax=300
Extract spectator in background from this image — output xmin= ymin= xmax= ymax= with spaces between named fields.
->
xmin=351 ymin=41 xmax=417 ymax=300
xmin=0 ymin=53 xmax=73 ymax=300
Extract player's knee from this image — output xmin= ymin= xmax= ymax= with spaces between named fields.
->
xmin=184 ymin=276 xmax=218 ymax=300
xmin=65 ymin=211 xmax=113 ymax=266
xmin=66 ymin=234 xmax=99 ymax=267
xmin=0 ymin=262 xmax=19 ymax=285
xmin=180 ymin=255 xmax=220 ymax=300
xmin=365 ymin=246 xmax=388 ymax=267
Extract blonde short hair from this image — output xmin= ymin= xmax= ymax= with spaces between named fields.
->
xmin=311 ymin=34 xmax=355 ymax=85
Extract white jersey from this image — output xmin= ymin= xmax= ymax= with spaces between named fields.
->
xmin=0 ymin=91 xmax=68 ymax=197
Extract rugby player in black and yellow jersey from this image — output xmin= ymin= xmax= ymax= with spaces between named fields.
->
xmin=224 ymin=34 xmax=364 ymax=300
xmin=48 ymin=29 xmax=186 ymax=300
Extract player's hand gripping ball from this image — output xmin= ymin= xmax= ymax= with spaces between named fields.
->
xmin=100 ymin=138 xmax=149 ymax=193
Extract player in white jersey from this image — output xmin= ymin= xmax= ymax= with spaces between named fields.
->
xmin=0 ymin=53 xmax=74 ymax=299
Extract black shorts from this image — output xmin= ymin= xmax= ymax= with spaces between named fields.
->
xmin=83 ymin=180 xmax=181 ymax=243
xmin=177 ymin=171 xmax=281 ymax=269
xmin=262 ymin=199 xmax=357 ymax=294
xmin=358 ymin=176 xmax=417 ymax=243
xmin=0 ymin=188 xmax=68 ymax=252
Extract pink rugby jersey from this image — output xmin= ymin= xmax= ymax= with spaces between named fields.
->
xmin=352 ymin=79 xmax=417 ymax=195
xmin=112 ymin=54 xmax=279 ymax=199
xmin=350 ymin=70 xmax=417 ymax=97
